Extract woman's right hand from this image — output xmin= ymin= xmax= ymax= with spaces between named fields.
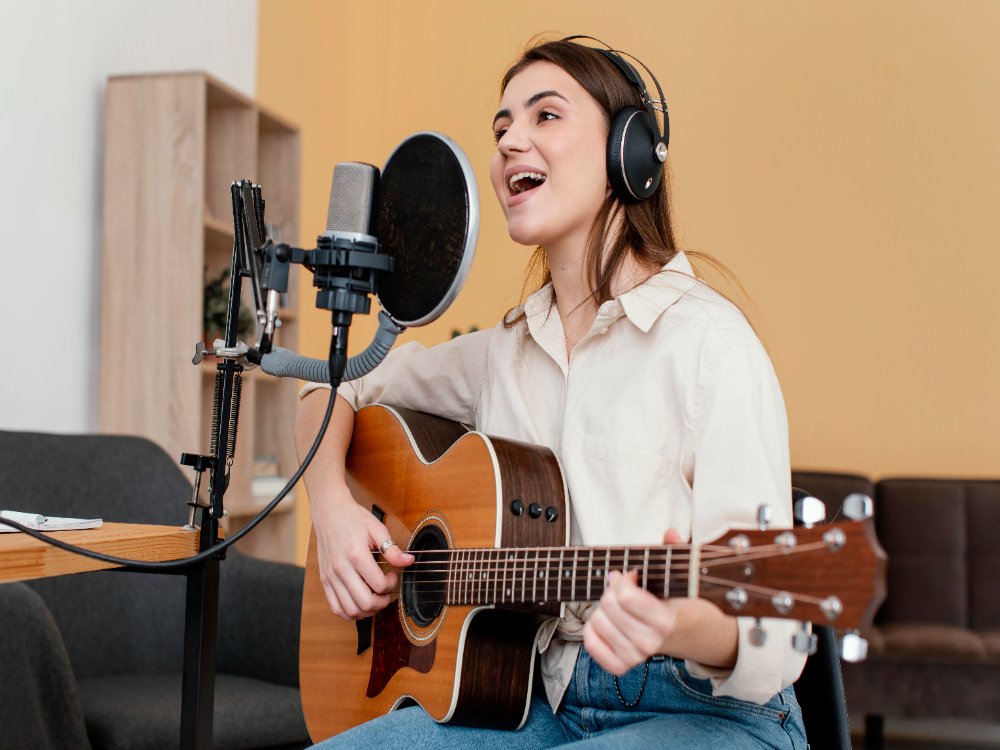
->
xmin=311 ymin=489 xmax=414 ymax=620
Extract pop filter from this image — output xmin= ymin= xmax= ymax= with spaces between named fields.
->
xmin=257 ymin=132 xmax=479 ymax=383
xmin=376 ymin=132 xmax=478 ymax=327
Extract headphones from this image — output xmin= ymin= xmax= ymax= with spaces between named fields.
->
xmin=561 ymin=36 xmax=670 ymax=203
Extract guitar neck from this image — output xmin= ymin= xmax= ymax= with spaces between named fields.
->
xmin=420 ymin=544 xmax=699 ymax=608
xmin=407 ymin=519 xmax=883 ymax=629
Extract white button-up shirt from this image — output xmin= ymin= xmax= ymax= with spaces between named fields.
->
xmin=320 ymin=251 xmax=806 ymax=708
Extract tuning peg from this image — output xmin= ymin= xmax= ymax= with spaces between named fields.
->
xmin=842 ymin=493 xmax=874 ymax=521
xmin=791 ymin=622 xmax=818 ymax=655
xmin=839 ymin=630 xmax=869 ymax=662
xmin=749 ymin=618 xmax=768 ymax=647
xmin=757 ymin=504 xmax=773 ymax=530
xmin=793 ymin=491 xmax=826 ymax=528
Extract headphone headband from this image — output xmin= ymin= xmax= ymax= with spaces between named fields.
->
xmin=559 ymin=35 xmax=669 ymax=144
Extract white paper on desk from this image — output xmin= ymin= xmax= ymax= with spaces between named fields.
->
xmin=0 ymin=510 xmax=103 ymax=533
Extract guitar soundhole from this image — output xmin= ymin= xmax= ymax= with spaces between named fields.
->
xmin=402 ymin=524 xmax=448 ymax=627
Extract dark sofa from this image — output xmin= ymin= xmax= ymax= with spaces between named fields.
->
xmin=0 ymin=430 xmax=310 ymax=750
xmin=791 ymin=471 xmax=1000 ymax=749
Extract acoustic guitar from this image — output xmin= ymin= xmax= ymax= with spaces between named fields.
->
xmin=300 ymin=404 xmax=886 ymax=741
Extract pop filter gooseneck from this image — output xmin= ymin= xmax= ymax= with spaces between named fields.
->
xmin=258 ymin=131 xmax=478 ymax=382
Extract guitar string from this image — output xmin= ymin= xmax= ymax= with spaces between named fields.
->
xmin=375 ymin=544 xmax=832 ymax=596
xmin=383 ymin=540 xmax=830 ymax=574
xmin=386 ymin=576 xmax=834 ymax=619
xmin=434 ymin=576 xmax=833 ymax=617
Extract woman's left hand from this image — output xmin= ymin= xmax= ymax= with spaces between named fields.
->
xmin=583 ymin=528 xmax=739 ymax=675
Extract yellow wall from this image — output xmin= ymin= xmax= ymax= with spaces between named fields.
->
xmin=258 ymin=1 xmax=1000 ymax=559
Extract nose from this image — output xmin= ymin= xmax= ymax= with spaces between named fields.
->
xmin=498 ymin=120 xmax=530 ymax=157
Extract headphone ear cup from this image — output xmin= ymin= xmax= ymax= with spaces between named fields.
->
xmin=606 ymin=106 xmax=664 ymax=203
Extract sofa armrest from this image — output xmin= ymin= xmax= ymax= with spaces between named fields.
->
xmin=216 ymin=551 xmax=305 ymax=687
xmin=0 ymin=582 xmax=91 ymax=748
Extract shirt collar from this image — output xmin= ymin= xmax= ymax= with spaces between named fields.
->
xmin=521 ymin=250 xmax=698 ymax=334
xmin=618 ymin=250 xmax=698 ymax=332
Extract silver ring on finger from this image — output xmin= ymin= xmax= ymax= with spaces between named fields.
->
xmin=379 ymin=537 xmax=396 ymax=555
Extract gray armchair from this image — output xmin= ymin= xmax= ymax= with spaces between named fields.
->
xmin=0 ymin=430 xmax=309 ymax=750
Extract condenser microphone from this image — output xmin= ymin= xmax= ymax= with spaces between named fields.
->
xmin=258 ymin=132 xmax=478 ymax=383
xmin=326 ymin=162 xmax=379 ymax=239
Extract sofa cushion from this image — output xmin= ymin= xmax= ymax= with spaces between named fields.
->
xmin=876 ymin=478 xmax=1000 ymax=628
xmin=965 ymin=481 xmax=1000 ymax=629
xmin=78 ymin=673 xmax=308 ymax=750
xmin=880 ymin=623 xmax=989 ymax=662
xmin=978 ymin=629 xmax=1000 ymax=661
xmin=0 ymin=582 xmax=91 ymax=749
xmin=875 ymin=479 xmax=968 ymax=626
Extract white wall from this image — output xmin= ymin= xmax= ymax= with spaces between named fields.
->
xmin=0 ymin=0 xmax=258 ymax=432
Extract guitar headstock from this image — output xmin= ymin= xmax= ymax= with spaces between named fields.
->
xmin=698 ymin=517 xmax=886 ymax=633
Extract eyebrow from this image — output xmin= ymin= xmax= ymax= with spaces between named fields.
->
xmin=492 ymin=90 xmax=569 ymax=127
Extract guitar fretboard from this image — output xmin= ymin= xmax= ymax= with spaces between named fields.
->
xmin=409 ymin=546 xmax=698 ymax=606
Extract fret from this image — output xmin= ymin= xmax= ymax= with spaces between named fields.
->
xmin=642 ymin=547 xmax=649 ymax=591
xmin=490 ymin=550 xmax=498 ymax=604
xmin=571 ymin=548 xmax=579 ymax=601
xmin=503 ymin=550 xmax=511 ymax=604
xmin=687 ymin=543 xmax=700 ymax=598
xmin=664 ymin=546 xmax=672 ymax=598
xmin=521 ymin=547 xmax=532 ymax=604
xmin=482 ymin=548 xmax=489 ymax=604
xmin=544 ymin=548 xmax=552 ymax=603
xmin=622 ymin=547 xmax=629 ymax=575
xmin=474 ymin=548 xmax=481 ymax=604
xmin=451 ymin=549 xmax=458 ymax=605
xmin=557 ymin=548 xmax=565 ymax=602
xmin=587 ymin=548 xmax=594 ymax=601
xmin=446 ymin=550 xmax=453 ymax=604
xmin=531 ymin=548 xmax=538 ymax=603
xmin=467 ymin=548 xmax=472 ymax=605
xmin=467 ymin=548 xmax=474 ymax=605
xmin=496 ymin=550 xmax=503 ymax=605
xmin=604 ymin=548 xmax=611 ymax=593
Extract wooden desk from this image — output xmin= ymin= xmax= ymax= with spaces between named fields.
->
xmin=0 ymin=522 xmax=200 ymax=583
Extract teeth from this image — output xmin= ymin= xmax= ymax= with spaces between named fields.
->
xmin=508 ymin=171 xmax=547 ymax=193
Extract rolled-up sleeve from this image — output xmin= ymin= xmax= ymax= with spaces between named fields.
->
xmin=684 ymin=342 xmax=807 ymax=703
xmin=300 ymin=328 xmax=493 ymax=427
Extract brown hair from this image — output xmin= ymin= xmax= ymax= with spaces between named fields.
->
xmin=501 ymin=37 xmax=678 ymax=326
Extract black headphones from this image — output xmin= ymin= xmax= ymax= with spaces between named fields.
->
xmin=562 ymin=36 xmax=670 ymax=203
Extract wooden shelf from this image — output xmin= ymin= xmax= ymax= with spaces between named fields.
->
xmin=204 ymin=213 xmax=235 ymax=240
xmin=101 ymin=72 xmax=302 ymax=564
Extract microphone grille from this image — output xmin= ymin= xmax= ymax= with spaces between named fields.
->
xmin=327 ymin=162 xmax=379 ymax=235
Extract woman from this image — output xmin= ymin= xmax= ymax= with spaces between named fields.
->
xmin=297 ymin=36 xmax=807 ymax=749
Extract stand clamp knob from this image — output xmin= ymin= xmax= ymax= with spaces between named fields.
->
xmin=180 ymin=453 xmax=216 ymax=529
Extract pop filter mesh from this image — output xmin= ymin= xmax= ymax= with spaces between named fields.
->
xmin=376 ymin=133 xmax=477 ymax=327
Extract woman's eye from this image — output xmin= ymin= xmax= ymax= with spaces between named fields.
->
xmin=493 ymin=127 xmax=508 ymax=144
xmin=539 ymin=110 xmax=558 ymax=123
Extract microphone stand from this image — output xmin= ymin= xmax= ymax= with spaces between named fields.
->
xmin=178 ymin=179 xmax=394 ymax=749
xmin=175 ymin=181 xmax=260 ymax=750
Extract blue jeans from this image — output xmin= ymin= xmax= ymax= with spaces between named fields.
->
xmin=310 ymin=650 xmax=807 ymax=749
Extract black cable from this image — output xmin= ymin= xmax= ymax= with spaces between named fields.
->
xmin=3 ymin=337 xmax=342 ymax=572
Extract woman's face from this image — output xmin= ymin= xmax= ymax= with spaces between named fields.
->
xmin=490 ymin=61 xmax=610 ymax=252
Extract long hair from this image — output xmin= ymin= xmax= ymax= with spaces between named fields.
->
xmin=501 ymin=37 xmax=679 ymax=326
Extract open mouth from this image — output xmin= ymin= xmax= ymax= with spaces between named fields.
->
xmin=508 ymin=171 xmax=547 ymax=195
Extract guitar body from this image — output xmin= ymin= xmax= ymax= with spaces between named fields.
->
xmin=300 ymin=405 xmax=569 ymax=742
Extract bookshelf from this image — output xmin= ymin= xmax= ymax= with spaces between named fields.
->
xmin=100 ymin=72 xmax=302 ymax=563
